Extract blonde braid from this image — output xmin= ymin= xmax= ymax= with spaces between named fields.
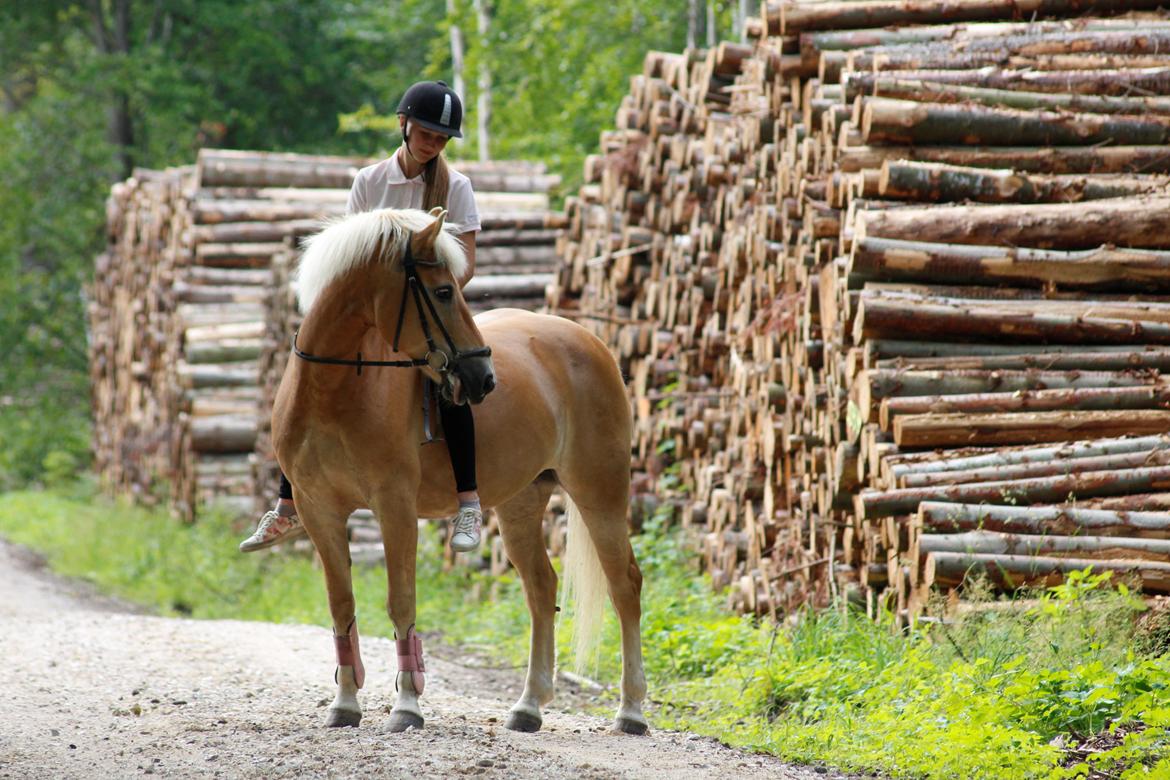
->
xmin=423 ymin=154 xmax=450 ymax=212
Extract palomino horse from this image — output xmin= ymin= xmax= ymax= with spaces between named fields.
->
xmin=271 ymin=206 xmax=648 ymax=735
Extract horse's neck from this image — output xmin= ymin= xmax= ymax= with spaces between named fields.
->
xmin=295 ymin=277 xmax=378 ymax=386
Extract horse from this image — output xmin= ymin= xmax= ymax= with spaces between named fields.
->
xmin=270 ymin=206 xmax=648 ymax=735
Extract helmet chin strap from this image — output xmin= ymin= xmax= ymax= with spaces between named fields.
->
xmin=402 ymin=120 xmax=424 ymax=165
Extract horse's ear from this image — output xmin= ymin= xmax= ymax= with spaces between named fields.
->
xmin=412 ymin=209 xmax=448 ymax=255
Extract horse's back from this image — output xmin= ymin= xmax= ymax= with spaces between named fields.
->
xmin=434 ymin=309 xmax=632 ymax=503
xmin=476 ymin=309 xmax=627 ymax=409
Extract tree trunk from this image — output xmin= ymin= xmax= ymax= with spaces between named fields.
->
xmin=772 ymin=0 xmax=1169 ymax=35
xmin=462 ymin=273 xmax=552 ymax=298
xmin=474 ymin=0 xmax=492 ymax=162
xmin=855 ymin=196 xmax=1170 ymax=250
xmin=924 ymin=551 xmax=1170 ymax=591
xmin=838 ymin=144 xmax=1170 ymax=175
xmin=807 ymin=19 xmax=1170 ymax=56
xmin=870 ymin=78 xmax=1170 ymax=116
xmin=918 ymin=501 xmax=1170 ymax=538
xmin=902 ymin=447 xmax=1170 ymax=488
xmin=877 ymin=162 xmax=1170 ymax=205
xmin=851 ymin=235 xmax=1170 ymax=290
xmin=920 ymin=530 xmax=1170 ymax=560
xmin=861 ymin=98 xmax=1170 ymax=147
xmin=844 ymin=66 xmax=1170 ymax=98
xmin=687 ymin=0 xmax=698 ymax=49
xmin=854 ymin=293 xmax=1170 ymax=345
xmin=894 ymin=409 xmax=1170 ymax=448
xmin=860 ymin=366 xmax=1163 ymax=416
xmin=446 ymin=0 xmax=466 ymax=105
xmin=876 ymin=348 xmax=1170 ymax=373
xmin=857 ymin=464 xmax=1170 ymax=519
xmin=881 ymin=386 xmax=1170 ymax=431
xmin=190 ymin=415 xmax=258 ymax=453
xmin=886 ymin=434 xmax=1170 ymax=483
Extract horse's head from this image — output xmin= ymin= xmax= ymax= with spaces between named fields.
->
xmin=376 ymin=208 xmax=496 ymax=405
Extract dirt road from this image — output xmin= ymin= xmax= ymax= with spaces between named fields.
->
xmin=0 ymin=539 xmax=856 ymax=779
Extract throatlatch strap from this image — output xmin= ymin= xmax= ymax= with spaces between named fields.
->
xmin=335 ymin=618 xmax=365 ymax=690
xmin=396 ymin=625 xmax=426 ymax=695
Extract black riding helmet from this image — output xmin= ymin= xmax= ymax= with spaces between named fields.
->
xmin=397 ymin=80 xmax=463 ymax=138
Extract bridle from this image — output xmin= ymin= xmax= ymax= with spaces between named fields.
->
xmin=292 ymin=231 xmax=492 ymax=377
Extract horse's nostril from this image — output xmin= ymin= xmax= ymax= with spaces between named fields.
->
xmin=483 ymin=374 xmax=496 ymax=394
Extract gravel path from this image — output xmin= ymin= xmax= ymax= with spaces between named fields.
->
xmin=0 ymin=539 xmax=860 ymax=779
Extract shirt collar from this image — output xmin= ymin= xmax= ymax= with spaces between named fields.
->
xmin=387 ymin=147 xmax=425 ymax=185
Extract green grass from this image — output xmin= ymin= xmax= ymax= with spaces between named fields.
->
xmin=2 ymin=485 xmax=1169 ymax=779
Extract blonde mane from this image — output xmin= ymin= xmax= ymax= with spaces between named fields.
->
xmin=295 ymin=208 xmax=468 ymax=314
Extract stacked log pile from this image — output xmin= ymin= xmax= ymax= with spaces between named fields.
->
xmin=551 ymin=0 xmax=1170 ymax=618
xmin=90 ymin=149 xmax=563 ymax=521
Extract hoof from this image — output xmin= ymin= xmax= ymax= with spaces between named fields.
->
xmin=505 ymin=709 xmax=543 ymax=733
xmin=387 ymin=709 xmax=425 ymax=733
xmin=613 ymin=716 xmax=649 ymax=735
xmin=325 ymin=707 xmax=362 ymax=728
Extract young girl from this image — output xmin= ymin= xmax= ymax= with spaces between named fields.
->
xmin=239 ymin=80 xmax=485 ymax=554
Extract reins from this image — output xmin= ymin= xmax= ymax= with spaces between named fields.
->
xmin=292 ymin=228 xmax=491 ymax=376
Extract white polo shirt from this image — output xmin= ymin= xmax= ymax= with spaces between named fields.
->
xmin=346 ymin=148 xmax=481 ymax=235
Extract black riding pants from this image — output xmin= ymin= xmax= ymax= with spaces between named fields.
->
xmin=276 ymin=401 xmax=477 ymax=499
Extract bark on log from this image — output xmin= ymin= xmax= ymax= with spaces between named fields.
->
xmin=805 ymin=19 xmax=1170 ymax=57
xmin=868 ymin=340 xmax=1170 ymax=362
xmin=462 ymin=274 xmax=552 ymax=299
xmin=877 ymin=161 xmax=1170 ymax=205
xmin=189 ymin=415 xmax=259 ymax=453
xmin=894 ymin=409 xmax=1170 ymax=448
xmin=854 ymin=293 xmax=1170 ymax=345
xmin=902 ymin=447 xmax=1170 ymax=488
xmin=177 ymin=362 xmax=258 ymax=389
xmin=857 ymin=463 xmax=1170 ymax=519
xmin=881 ymin=386 xmax=1170 ymax=431
xmin=185 ymin=338 xmax=264 ymax=364
xmin=844 ymin=67 xmax=1170 ymax=98
xmin=861 ymin=367 xmax=1161 ymax=414
xmin=918 ymin=500 xmax=1170 ymax=538
xmin=877 ymin=348 xmax=1170 ymax=373
xmin=774 ymin=0 xmax=1169 ymax=34
xmin=924 ymin=551 xmax=1170 ymax=591
xmin=861 ymin=98 xmax=1170 ymax=147
xmin=851 ymin=236 xmax=1170 ymax=290
xmin=920 ymin=530 xmax=1170 ymax=560
xmin=856 ymin=196 xmax=1170 ymax=250
xmin=838 ymin=144 xmax=1170 ymax=175
xmin=869 ymin=78 xmax=1170 ymax=116
xmin=886 ymin=434 xmax=1170 ymax=481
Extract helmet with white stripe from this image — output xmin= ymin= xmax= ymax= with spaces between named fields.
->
xmin=396 ymin=80 xmax=463 ymax=138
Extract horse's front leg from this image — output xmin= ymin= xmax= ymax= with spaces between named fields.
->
xmin=376 ymin=497 xmax=426 ymax=733
xmin=296 ymin=495 xmax=364 ymax=727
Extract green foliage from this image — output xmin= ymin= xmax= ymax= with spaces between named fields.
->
xmin=4 ymin=486 xmax=1168 ymax=779
xmin=1 ymin=1 xmax=736 ymax=487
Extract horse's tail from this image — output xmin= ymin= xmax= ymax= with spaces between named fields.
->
xmin=559 ymin=495 xmax=608 ymax=674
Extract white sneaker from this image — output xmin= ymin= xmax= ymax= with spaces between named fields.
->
xmin=239 ymin=509 xmax=307 ymax=552
xmin=449 ymin=506 xmax=483 ymax=552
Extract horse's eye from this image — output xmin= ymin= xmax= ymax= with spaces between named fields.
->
xmin=435 ymin=285 xmax=454 ymax=301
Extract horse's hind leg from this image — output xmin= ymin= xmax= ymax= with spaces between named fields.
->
xmin=560 ymin=478 xmax=649 ymax=735
xmin=496 ymin=477 xmax=558 ymax=732
xmin=297 ymin=497 xmax=364 ymax=727
xmin=585 ymin=507 xmax=648 ymax=734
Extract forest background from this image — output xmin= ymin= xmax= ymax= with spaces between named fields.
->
xmin=0 ymin=0 xmax=746 ymax=488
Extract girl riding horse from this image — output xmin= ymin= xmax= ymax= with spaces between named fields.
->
xmin=240 ymin=80 xmax=485 ymax=555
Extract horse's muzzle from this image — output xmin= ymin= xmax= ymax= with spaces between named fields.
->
xmin=453 ymin=355 xmax=496 ymax=405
